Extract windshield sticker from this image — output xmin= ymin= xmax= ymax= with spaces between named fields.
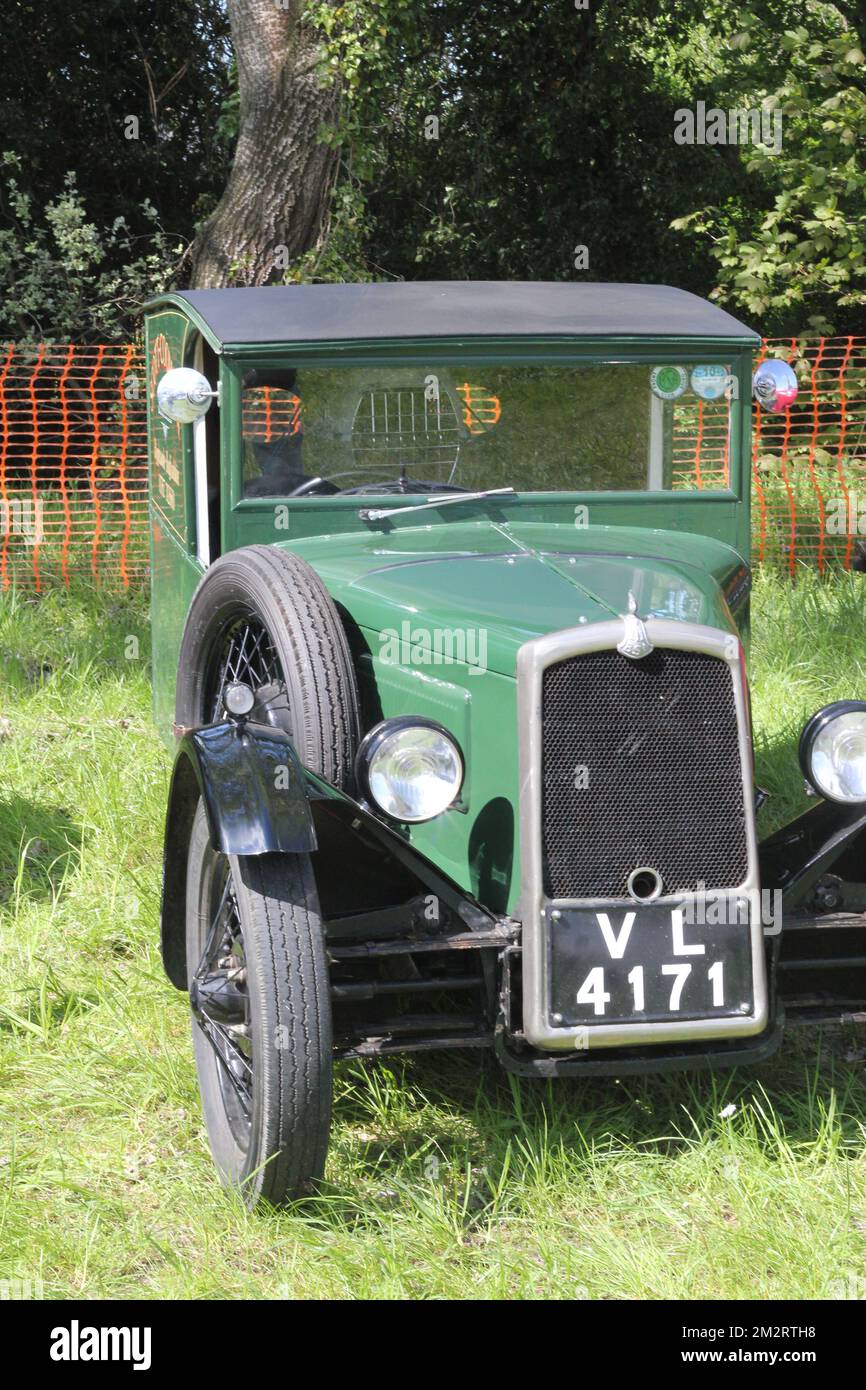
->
xmin=691 ymin=364 xmax=731 ymax=401
xmin=650 ymin=365 xmax=688 ymax=400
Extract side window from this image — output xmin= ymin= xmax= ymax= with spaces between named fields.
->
xmin=242 ymin=369 xmax=304 ymax=498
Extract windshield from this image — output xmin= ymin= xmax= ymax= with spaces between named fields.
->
xmin=240 ymin=360 xmax=737 ymax=500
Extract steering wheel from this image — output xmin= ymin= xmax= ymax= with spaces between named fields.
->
xmin=284 ymin=476 xmax=341 ymax=498
xmin=340 ymin=479 xmax=469 ymax=496
xmin=284 ymin=473 xmax=469 ymax=499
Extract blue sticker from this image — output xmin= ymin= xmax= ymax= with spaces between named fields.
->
xmin=691 ymin=365 xmax=731 ymax=401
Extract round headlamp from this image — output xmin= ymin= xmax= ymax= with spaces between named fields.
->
xmin=356 ymin=717 xmax=464 ymax=823
xmin=224 ymin=681 xmax=255 ymax=718
xmin=799 ymin=701 xmax=866 ymax=803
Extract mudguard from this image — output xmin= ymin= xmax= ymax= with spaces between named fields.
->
xmin=180 ymin=720 xmax=316 ymax=857
xmin=160 ymin=720 xmax=317 ymax=988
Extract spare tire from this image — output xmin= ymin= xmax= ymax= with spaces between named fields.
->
xmin=175 ymin=545 xmax=360 ymax=787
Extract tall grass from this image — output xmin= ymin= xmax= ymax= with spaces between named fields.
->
xmin=0 ymin=573 xmax=865 ymax=1299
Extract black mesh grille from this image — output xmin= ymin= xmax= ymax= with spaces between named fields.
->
xmin=541 ymin=647 xmax=750 ymax=899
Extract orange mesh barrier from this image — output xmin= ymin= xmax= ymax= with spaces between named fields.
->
xmin=0 ymin=339 xmax=864 ymax=589
xmin=752 ymin=336 xmax=866 ymax=571
xmin=672 ymin=394 xmax=732 ymax=489
xmin=0 ymin=343 xmax=149 ymax=589
xmin=456 ymin=382 xmax=502 ymax=435
xmin=242 ymin=388 xmax=300 ymax=441
xmin=677 ymin=337 xmax=866 ymax=571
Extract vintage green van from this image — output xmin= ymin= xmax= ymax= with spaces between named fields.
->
xmin=144 ymin=282 xmax=866 ymax=1206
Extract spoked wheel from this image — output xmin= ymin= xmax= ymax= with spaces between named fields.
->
xmin=186 ymin=800 xmax=332 ymax=1207
xmin=175 ymin=545 xmax=360 ymax=786
xmin=206 ymin=612 xmax=291 ymax=730
xmin=189 ymin=846 xmax=253 ymax=1148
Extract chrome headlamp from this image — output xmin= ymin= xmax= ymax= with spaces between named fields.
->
xmin=355 ymin=717 xmax=464 ymax=822
xmin=799 ymin=701 xmax=866 ymax=803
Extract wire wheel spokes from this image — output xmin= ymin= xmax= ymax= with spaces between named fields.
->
xmin=192 ymin=857 xmax=254 ymax=1147
xmin=196 ymin=1015 xmax=253 ymax=1124
xmin=208 ymin=612 xmax=289 ymax=728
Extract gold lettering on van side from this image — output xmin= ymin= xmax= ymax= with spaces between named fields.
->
xmin=153 ymin=437 xmax=180 ymax=487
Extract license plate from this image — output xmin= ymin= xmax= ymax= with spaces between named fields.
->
xmin=548 ymin=902 xmax=755 ymax=1027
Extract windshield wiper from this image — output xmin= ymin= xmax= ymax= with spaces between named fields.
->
xmin=359 ymin=487 xmax=515 ymax=523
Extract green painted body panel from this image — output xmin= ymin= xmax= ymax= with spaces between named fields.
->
xmin=143 ymin=297 xmax=756 ymax=911
xmin=277 ymin=519 xmax=749 ymax=911
xmin=284 ymin=518 xmax=747 ymax=673
xmin=145 ymin=308 xmax=205 ymax=738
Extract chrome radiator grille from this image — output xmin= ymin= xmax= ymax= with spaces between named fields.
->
xmin=540 ymin=647 xmax=750 ymax=900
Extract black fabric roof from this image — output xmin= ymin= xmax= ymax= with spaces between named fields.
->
xmin=155 ymin=282 xmax=760 ymax=347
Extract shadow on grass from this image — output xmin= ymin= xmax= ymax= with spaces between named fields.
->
xmin=0 ymin=795 xmax=83 ymax=901
xmin=753 ymin=725 xmax=813 ymax=834
xmin=286 ymin=1029 xmax=866 ymax=1230
xmin=0 ymin=966 xmax=100 ymax=1036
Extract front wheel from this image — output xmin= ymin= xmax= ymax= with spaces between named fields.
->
xmin=185 ymin=800 xmax=332 ymax=1207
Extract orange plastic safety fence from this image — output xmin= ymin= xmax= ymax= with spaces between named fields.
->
xmin=664 ymin=336 xmax=866 ymax=571
xmin=242 ymin=387 xmax=301 ymax=442
xmin=456 ymin=382 xmax=502 ymax=435
xmin=0 ymin=338 xmax=864 ymax=590
xmin=0 ymin=343 xmax=149 ymax=590
xmin=743 ymin=336 xmax=866 ymax=572
xmin=743 ymin=336 xmax=866 ymax=571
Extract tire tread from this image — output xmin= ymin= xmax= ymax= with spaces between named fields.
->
xmin=176 ymin=544 xmax=360 ymax=787
xmin=239 ymin=848 xmax=332 ymax=1201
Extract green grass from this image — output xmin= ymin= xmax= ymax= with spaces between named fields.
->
xmin=1 ymin=572 xmax=866 ymax=1299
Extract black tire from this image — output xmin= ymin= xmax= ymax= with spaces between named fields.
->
xmin=175 ymin=545 xmax=360 ymax=786
xmin=186 ymin=800 xmax=332 ymax=1206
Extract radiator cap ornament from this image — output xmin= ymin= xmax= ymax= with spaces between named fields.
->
xmin=617 ymin=592 xmax=653 ymax=660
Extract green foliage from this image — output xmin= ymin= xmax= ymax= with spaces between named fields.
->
xmin=0 ymin=0 xmax=231 ymax=338
xmin=2 ymin=0 xmax=865 ymax=332
xmin=672 ymin=5 xmax=866 ymax=333
xmin=0 ymin=0 xmax=232 ymax=234
xmin=300 ymin=0 xmax=738 ymax=290
xmin=0 ymin=156 xmax=183 ymax=342
xmin=296 ymin=1 xmax=866 ymax=336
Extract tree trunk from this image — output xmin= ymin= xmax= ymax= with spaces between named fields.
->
xmin=189 ymin=0 xmax=340 ymax=288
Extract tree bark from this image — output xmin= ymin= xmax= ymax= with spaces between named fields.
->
xmin=189 ymin=0 xmax=340 ymax=287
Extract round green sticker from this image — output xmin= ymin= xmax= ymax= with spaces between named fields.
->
xmin=650 ymin=365 xmax=688 ymax=400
